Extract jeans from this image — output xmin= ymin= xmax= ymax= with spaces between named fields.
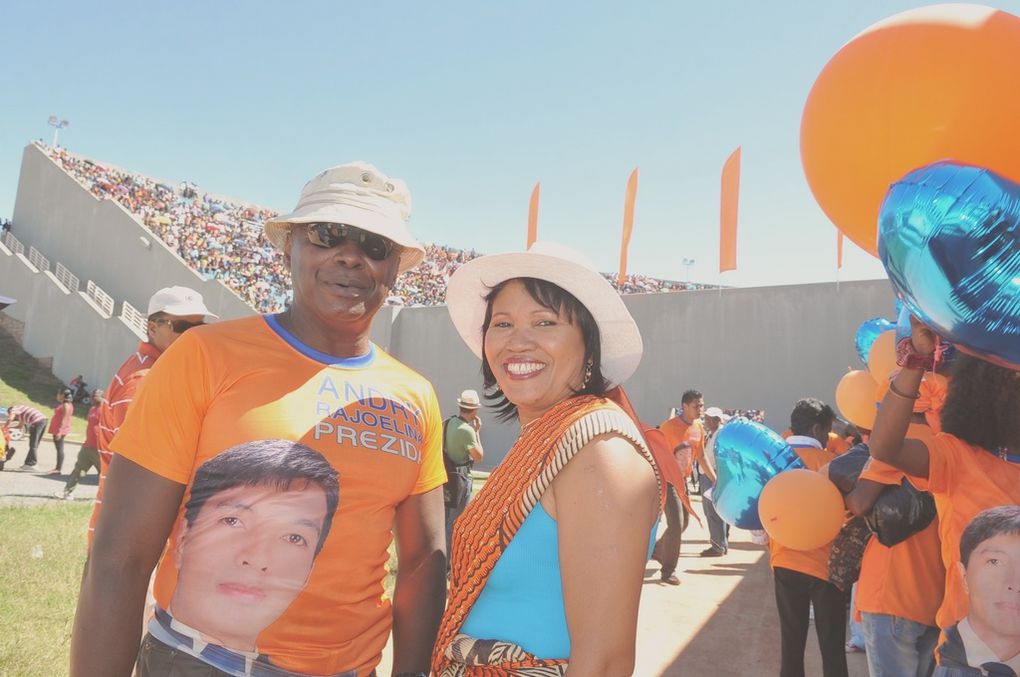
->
xmin=651 ymin=486 xmax=687 ymax=577
xmin=774 ymin=566 xmax=849 ymax=677
xmin=22 ymin=420 xmax=47 ymax=466
xmin=848 ymin=583 xmax=865 ymax=648
xmin=64 ymin=445 xmax=100 ymax=493
xmin=699 ymin=473 xmax=729 ymax=552
xmin=861 ymin=612 xmax=939 ymax=677
xmin=444 ymin=470 xmax=473 ymax=557
xmin=53 ymin=435 xmax=66 ymax=470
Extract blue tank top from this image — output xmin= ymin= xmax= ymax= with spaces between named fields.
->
xmin=461 ymin=501 xmax=658 ymax=659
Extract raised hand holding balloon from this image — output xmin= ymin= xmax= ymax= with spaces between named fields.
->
xmin=712 ymin=418 xmax=804 ymax=530
xmin=879 ymin=162 xmax=1020 ymax=370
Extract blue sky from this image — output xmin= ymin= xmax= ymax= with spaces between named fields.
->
xmin=2 ymin=1 xmax=1018 ymax=287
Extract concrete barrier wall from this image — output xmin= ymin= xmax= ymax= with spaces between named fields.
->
xmin=11 ymin=144 xmax=253 ymax=321
xmin=5 ymin=143 xmax=897 ymax=469
xmin=0 ymin=241 xmax=140 ymax=393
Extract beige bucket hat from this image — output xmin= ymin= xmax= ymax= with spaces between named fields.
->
xmin=264 ymin=162 xmax=425 ymax=273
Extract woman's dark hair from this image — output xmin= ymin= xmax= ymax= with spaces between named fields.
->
xmin=941 ymin=354 xmax=1020 ymax=452
xmin=481 ymin=277 xmax=610 ymax=422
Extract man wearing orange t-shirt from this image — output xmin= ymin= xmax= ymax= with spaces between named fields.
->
xmin=651 ymin=389 xmax=704 ymax=585
xmin=72 ymin=163 xmax=448 ymax=677
xmin=86 ymin=285 xmax=217 ymax=544
xmin=771 ymin=398 xmax=847 ymax=677
xmin=846 ymin=445 xmax=944 ymax=677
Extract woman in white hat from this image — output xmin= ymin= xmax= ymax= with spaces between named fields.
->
xmin=432 ymin=242 xmax=666 ymax=676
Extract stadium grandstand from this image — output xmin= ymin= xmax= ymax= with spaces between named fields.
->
xmin=42 ymin=143 xmax=709 ymax=313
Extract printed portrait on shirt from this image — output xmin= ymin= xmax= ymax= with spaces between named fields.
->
xmin=167 ymin=439 xmax=340 ymax=658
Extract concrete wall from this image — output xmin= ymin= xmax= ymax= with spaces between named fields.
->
xmin=5 ymin=142 xmax=897 ymax=469
xmin=382 ymin=279 xmax=895 ymax=469
xmin=0 ymin=240 xmax=141 ymax=392
xmin=10 ymin=144 xmax=253 ymax=321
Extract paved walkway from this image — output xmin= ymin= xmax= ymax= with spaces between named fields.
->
xmin=1 ymin=442 xmax=868 ymax=675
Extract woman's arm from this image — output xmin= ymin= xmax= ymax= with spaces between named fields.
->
xmin=869 ymin=318 xmax=936 ymax=478
xmin=546 ymin=433 xmax=659 ymax=676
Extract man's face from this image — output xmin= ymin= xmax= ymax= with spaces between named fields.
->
xmin=961 ymin=532 xmax=1020 ymax=646
xmin=683 ymin=397 xmax=704 ymax=422
xmin=810 ymin=421 xmax=833 ymax=447
xmin=705 ymin=415 xmax=721 ymax=433
xmin=171 ymin=483 xmax=329 ymax=651
xmin=147 ymin=314 xmax=206 ymax=352
xmin=461 ymin=408 xmax=479 ymax=423
xmin=284 ymin=224 xmax=399 ymax=331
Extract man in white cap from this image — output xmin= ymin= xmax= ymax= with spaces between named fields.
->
xmin=73 ymin=163 xmax=447 ymax=677
xmin=442 ymin=389 xmax=485 ymax=558
xmin=86 ymin=285 xmax=217 ymax=541
xmin=700 ymin=406 xmax=731 ymax=557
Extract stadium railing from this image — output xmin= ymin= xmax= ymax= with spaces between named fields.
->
xmin=28 ymin=246 xmax=50 ymax=273
xmin=54 ymin=262 xmax=80 ymax=293
xmin=85 ymin=280 xmax=115 ymax=318
xmin=2 ymin=230 xmax=25 ymax=257
xmin=120 ymin=301 xmax=148 ymax=340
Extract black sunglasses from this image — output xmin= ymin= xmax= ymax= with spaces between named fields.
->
xmin=153 ymin=318 xmax=205 ymax=334
xmin=304 ymin=222 xmax=396 ymax=262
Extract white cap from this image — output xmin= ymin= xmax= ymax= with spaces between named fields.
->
xmin=147 ymin=286 xmax=218 ymax=318
xmin=704 ymin=406 xmax=731 ymax=422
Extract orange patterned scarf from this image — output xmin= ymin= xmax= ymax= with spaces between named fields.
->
xmin=431 ymin=395 xmax=662 ymax=676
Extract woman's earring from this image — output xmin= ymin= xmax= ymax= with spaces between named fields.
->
xmin=581 ymin=361 xmax=593 ymax=389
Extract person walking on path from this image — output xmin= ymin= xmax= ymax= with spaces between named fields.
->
xmin=59 ymin=390 xmax=104 ymax=499
xmin=6 ymin=403 xmax=48 ymax=471
xmin=47 ymin=388 xmax=74 ymax=475
xmin=443 ymin=389 xmax=485 ymax=558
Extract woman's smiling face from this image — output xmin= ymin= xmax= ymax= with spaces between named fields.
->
xmin=483 ymin=279 xmax=586 ymax=426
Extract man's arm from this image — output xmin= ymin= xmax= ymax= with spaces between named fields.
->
xmin=71 ymin=455 xmax=185 ymax=676
xmin=467 ymin=423 xmax=484 ymax=464
xmin=844 ymin=477 xmax=886 ymax=517
xmin=391 ymin=486 xmax=446 ymax=676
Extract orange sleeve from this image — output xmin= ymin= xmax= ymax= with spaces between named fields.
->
xmin=109 ymin=333 xmax=212 ymax=484
xmin=659 ymin=418 xmax=684 ymax=451
xmin=924 ymin=433 xmax=954 ymax=495
xmin=859 ymin=458 xmax=905 ymax=486
xmin=410 ymin=385 xmax=447 ymax=495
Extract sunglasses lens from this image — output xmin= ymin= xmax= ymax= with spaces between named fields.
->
xmin=306 ymin=223 xmax=336 ymax=248
xmin=360 ymin=233 xmax=392 ymax=261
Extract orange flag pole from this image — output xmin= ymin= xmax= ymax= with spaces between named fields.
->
xmin=527 ymin=182 xmax=540 ymax=248
xmin=618 ymin=168 xmax=639 ymax=285
xmin=837 ymin=230 xmax=845 ymax=269
xmin=719 ymin=147 xmax=741 ymax=273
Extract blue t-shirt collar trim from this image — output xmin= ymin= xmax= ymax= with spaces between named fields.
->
xmin=264 ymin=314 xmax=376 ymax=367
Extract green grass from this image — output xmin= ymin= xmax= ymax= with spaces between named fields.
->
xmin=0 ymin=329 xmax=88 ymax=440
xmin=0 ymin=503 xmax=90 ymax=677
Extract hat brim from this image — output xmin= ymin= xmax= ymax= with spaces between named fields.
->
xmin=264 ymin=204 xmax=425 ymax=274
xmin=456 ymin=400 xmax=481 ymax=409
xmin=445 ymin=251 xmax=643 ymax=388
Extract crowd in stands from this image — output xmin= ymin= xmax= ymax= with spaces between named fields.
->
xmin=42 ymin=143 xmax=706 ymax=312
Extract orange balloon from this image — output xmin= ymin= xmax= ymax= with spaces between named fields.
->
xmin=867 ymin=330 xmax=898 ymax=385
xmin=835 ymin=369 xmax=881 ymax=429
xmin=759 ymin=469 xmax=846 ymax=551
xmin=801 ymin=5 xmax=1020 ymax=256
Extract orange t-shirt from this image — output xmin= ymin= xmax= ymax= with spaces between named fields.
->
xmin=660 ymin=416 xmax=704 ymax=478
xmin=922 ymin=432 xmax=1020 ymax=630
xmin=110 ymin=316 xmax=446 ymax=676
xmin=855 ymin=455 xmax=944 ymax=627
xmin=88 ymin=341 xmax=163 ymax=543
xmin=768 ymin=440 xmax=840 ymax=580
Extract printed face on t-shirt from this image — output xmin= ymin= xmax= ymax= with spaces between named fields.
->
xmin=171 ymin=482 xmax=329 ymax=651
xmin=961 ymin=532 xmax=1020 ymax=647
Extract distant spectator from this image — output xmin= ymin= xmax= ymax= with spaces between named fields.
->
xmin=59 ymin=389 xmax=105 ymax=500
xmin=48 ymin=388 xmax=74 ymax=475
xmin=6 ymin=403 xmax=48 ymax=470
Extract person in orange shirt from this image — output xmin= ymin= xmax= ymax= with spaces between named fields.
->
xmin=845 ymin=447 xmax=944 ymax=677
xmin=771 ymin=398 xmax=847 ymax=677
xmin=72 ymin=163 xmax=448 ymax=677
xmin=86 ymin=285 xmax=217 ymax=543
xmin=651 ymin=389 xmax=704 ymax=585
xmin=870 ymin=318 xmax=1020 ymax=667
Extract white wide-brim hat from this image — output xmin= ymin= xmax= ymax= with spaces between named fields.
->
xmin=264 ymin=162 xmax=425 ymax=274
xmin=445 ymin=241 xmax=643 ymax=387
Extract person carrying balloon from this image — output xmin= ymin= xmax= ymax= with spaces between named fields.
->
xmin=869 ymin=318 xmax=1020 ymax=673
xmin=432 ymin=242 xmax=670 ymax=676
xmin=770 ymin=398 xmax=849 ymax=677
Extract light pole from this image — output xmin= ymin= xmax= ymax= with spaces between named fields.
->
xmin=48 ymin=115 xmax=69 ymax=147
xmin=682 ymin=257 xmax=695 ymax=285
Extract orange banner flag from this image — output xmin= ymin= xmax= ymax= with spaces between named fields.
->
xmin=617 ymin=168 xmax=639 ymax=285
xmin=527 ymin=182 xmax=540 ymax=248
xmin=837 ymin=230 xmax=845 ymax=269
xmin=719 ymin=147 xmax=741 ymax=273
